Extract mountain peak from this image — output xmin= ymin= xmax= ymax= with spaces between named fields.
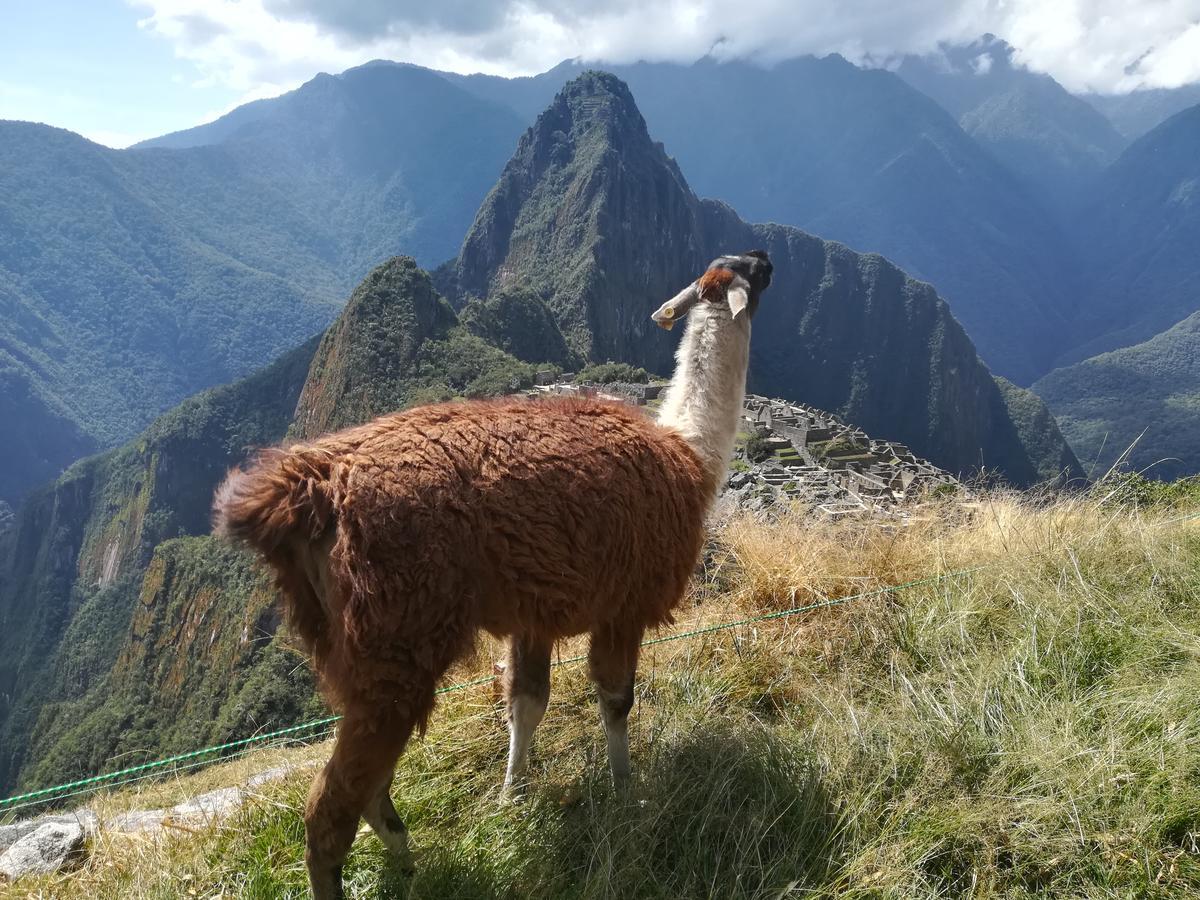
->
xmin=290 ymin=256 xmax=456 ymax=439
xmin=451 ymin=71 xmax=704 ymax=370
xmin=536 ymin=69 xmax=650 ymax=148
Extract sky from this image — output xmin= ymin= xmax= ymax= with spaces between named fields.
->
xmin=3 ymin=0 xmax=1200 ymax=148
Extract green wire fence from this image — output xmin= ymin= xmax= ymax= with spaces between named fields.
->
xmin=5 ymin=505 xmax=1199 ymax=819
xmin=0 ymin=567 xmax=982 ymax=817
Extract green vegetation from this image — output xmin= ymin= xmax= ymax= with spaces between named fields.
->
xmin=17 ymin=491 xmax=1200 ymax=898
xmin=455 ymin=57 xmax=1082 ymax=383
xmin=451 ymin=72 xmax=1075 ymax=485
xmin=0 ymin=256 xmax=561 ymax=795
xmin=0 ymin=337 xmax=318 ymax=792
xmin=744 ymin=431 xmax=774 ymax=463
xmin=0 ymin=63 xmax=525 ymax=504
xmin=895 ymin=36 xmax=1124 ymax=206
xmin=574 ymin=361 xmax=649 ymax=384
xmin=1065 ymin=104 xmax=1200 ymax=369
xmin=290 ymin=258 xmax=550 ymax=439
xmin=459 ymin=288 xmax=575 ymax=368
xmin=1035 ymin=311 xmax=1200 ymax=481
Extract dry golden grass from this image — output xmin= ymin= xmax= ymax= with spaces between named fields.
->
xmin=6 ymin=486 xmax=1200 ymax=898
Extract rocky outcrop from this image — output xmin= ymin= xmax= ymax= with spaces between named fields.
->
xmin=0 ymin=761 xmax=314 ymax=881
xmin=0 ymin=820 xmax=86 ymax=881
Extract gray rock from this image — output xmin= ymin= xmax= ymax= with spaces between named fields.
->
xmin=0 ymin=821 xmax=85 ymax=880
xmin=108 ymin=808 xmax=168 ymax=834
xmin=0 ymin=811 xmax=97 ymax=853
xmin=171 ymin=786 xmax=244 ymax=821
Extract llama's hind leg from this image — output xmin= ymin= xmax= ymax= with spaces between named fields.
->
xmin=362 ymin=774 xmax=414 ymax=872
xmin=502 ymin=634 xmax=552 ymax=796
xmin=305 ymin=710 xmax=422 ymax=900
xmin=588 ymin=627 xmax=642 ymax=786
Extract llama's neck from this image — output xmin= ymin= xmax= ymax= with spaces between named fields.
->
xmin=657 ymin=305 xmax=751 ymax=500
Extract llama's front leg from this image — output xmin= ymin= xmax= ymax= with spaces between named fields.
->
xmin=362 ymin=774 xmax=414 ymax=873
xmin=588 ymin=627 xmax=642 ymax=786
xmin=502 ymin=634 xmax=552 ymax=796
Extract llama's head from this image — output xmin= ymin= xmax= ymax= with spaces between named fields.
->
xmin=651 ymin=250 xmax=772 ymax=330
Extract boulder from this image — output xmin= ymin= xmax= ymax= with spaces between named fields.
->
xmin=0 ymin=821 xmax=85 ymax=880
xmin=0 ymin=811 xmax=96 ymax=854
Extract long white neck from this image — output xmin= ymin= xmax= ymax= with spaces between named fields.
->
xmin=657 ymin=305 xmax=751 ymax=499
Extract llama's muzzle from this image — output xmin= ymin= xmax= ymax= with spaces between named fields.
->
xmin=652 ymin=281 xmax=700 ymax=330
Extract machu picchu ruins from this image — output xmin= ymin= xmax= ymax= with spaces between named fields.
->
xmin=523 ymin=382 xmax=960 ymax=519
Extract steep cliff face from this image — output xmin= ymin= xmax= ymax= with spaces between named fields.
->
xmin=453 ymin=72 xmax=1079 ymax=484
xmin=701 ymin=208 xmax=1079 ymax=484
xmin=446 ymin=57 xmax=1081 ymax=385
xmin=0 ymin=73 xmax=1082 ymax=794
xmin=0 ymin=341 xmax=317 ymax=790
xmin=291 ymin=257 xmax=548 ymax=440
xmin=451 ymin=72 xmax=707 ymax=374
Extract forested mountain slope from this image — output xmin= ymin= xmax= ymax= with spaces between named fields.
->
xmin=1062 ymin=103 xmax=1200 ymax=366
xmin=0 ymin=65 xmax=524 ymax=504
xmin=1036 ymin=310 xmax=1200 ymax=480
xmin=0 ymin=257 xmax=550 ymax=794
xmin=893 ymin=36 xmax=1125 ymax=205
xmin=447 ymin=71 xmax=1080 ymax=483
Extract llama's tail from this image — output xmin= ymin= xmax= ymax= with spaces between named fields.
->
xmin=213 ymin=446 xmax=338 ymax=555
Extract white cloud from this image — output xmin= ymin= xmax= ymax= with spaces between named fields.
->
xmin=129 ymin=0 xmax=1200 ymax=96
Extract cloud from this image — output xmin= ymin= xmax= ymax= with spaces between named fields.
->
xmin=130 ymin=0 xmax=1200 ymax=97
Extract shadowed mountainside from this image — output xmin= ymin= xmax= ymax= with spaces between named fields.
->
xmin=893 ymin=36 xmax=1125 ymax=206
xmin=1035 ymin=310 xmax=1200 ymax=480
xmin=446 ymin=71 xmax=1081 ymax=484
xmin=442 ymin=55 xmax=1083 ymax=385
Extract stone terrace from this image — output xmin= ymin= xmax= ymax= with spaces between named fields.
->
xmin=522 ymin=384 xmax=960 ymax=519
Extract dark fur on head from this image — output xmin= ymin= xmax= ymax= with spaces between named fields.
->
xmin=705 ymin=250 xmax=772 ymax=318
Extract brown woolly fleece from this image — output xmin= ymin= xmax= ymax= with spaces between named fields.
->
xmin=215 ymin=392 xmax=712 ymax=727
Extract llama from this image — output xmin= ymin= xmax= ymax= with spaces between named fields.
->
xmin=213 ymin=250 xmax=772 ymax=899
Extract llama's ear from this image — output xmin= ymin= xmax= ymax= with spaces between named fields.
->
xmin=727 ymin=281 xmax=750 ymax=319
xmin=651 ymin=281 xmax=700 ymax=330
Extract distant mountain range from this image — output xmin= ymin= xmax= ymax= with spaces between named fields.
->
xmin=0 ymin=71 xmax=1082 ymax=794
xmin=0 ymin=65 xmax=526 ymax=505
xmin=2 ymin=41 xmax=1200 ymax=490
xmin=893 ymin=35 xmax=1125 ymax=206
xmin=440 ymin=54 xmax=1085 ymax=386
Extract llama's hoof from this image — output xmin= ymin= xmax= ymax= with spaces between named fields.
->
xmin=500 ymin=782 xmax=528 ymax=804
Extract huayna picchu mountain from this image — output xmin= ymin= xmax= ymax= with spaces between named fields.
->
xmin=446 ymin=72 xmax=1080 ymax=485
xmin=0 ymin=72 xmax=1079 ymax=795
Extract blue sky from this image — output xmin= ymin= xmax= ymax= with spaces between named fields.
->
xmin=4 ymin=1 xmax=1199 ymax=148
xmin=0 ymin=2 xmax=239 ymax=146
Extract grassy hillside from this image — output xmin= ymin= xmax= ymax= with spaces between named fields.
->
xmin=1035 ymin=311 xmax=1200 ymax=480
xmin=8 ymin=489 xmax=1200 ymax=898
